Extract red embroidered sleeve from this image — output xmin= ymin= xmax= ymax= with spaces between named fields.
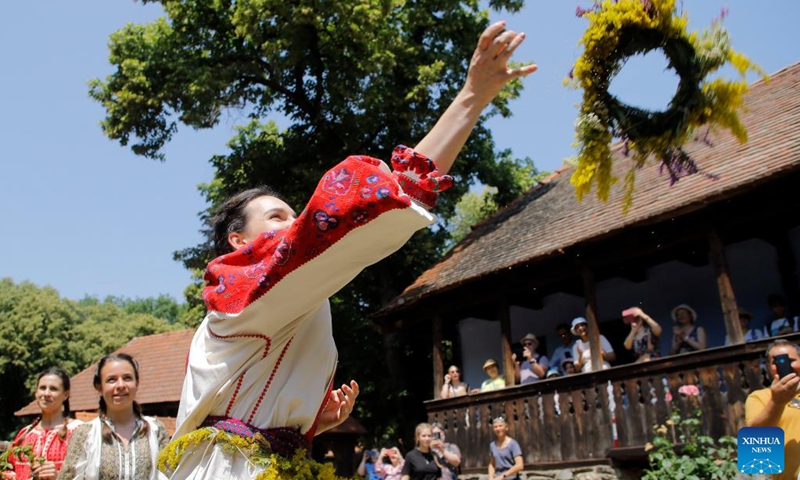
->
xmin=390 ymin=145 xmax=454 ymax=210
xmin=202 ymin=146 xmax=452 ymax=315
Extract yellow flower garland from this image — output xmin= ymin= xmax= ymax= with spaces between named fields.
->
xmin=158 ymin=428 xmax=350 ymax=480
xmin=566 ymin=0 xmax=767 ymax=209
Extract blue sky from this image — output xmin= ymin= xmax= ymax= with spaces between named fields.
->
xmin=1 ymin=1 xmax=797 ymax=302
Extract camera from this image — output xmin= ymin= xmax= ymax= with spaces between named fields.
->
xmin=433 ymin=432 xmax=441 ymax=440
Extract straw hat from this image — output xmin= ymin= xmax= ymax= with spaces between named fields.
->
xmin=482 ymin=358 xmax=499 ymax=371
xmin=519 ymin=333 xmax=539 ymax=347
xmin=570 ymin=317 xmax=588 ymax=335
xmin=671 ymin=304 xmax=697 ymax=323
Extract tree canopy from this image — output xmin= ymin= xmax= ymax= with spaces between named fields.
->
xmin=89 ymin=0 xmax=539 ymax=441
xmin=0 ymin=279 xmax=179 ymax=438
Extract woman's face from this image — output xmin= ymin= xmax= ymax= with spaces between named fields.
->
xmin=675 ymin=308 xmax=693 ymax=324
xmin=36 ymin=374 xmax=68 ymax=416
xmin=492 ymin=420 xmax=508 ymax=438
xmin=242 ymin=196 xmax=297 ymax=238
xmin=448 ymin=367 xmax=460 ymax=382
xmin=97 ymin=360 xmax=139 ymax=414
xmin=485 ymin=364 xmax=500 ymax=379
xmin=574 ymin=322 xmax=588 ymax=339
xmin=417 ymin=428 xmax=432 ymax=449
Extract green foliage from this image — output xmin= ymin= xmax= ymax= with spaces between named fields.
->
xmin=446 ymin=187 xmax=499 ymax=244
xmin=82 ymin=293 xmax=187 ymax=324
xmin=0 ymin=278 xmax=178 ymax=439
xmin=0 ymin=444 xmax=35 ymax=473
xmin=446 ymin=150 xmax=546 ymax=245
xmin=642 ymin=409 xmax=738 ymax=480
xmin=90 ymin=0 xmax=539 ymax=440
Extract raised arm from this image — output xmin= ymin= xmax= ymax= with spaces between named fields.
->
xmin=414 ymin=21 xmax=537 ymax=174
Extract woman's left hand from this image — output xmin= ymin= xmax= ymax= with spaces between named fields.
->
xmin=317 ymin=380 xmax=359 ymax=433
xmin=465 ymin=21 xmax=538 ymax=107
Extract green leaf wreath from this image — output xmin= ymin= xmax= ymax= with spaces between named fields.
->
xmin=566 ymin=0 xmax=767 ymax=210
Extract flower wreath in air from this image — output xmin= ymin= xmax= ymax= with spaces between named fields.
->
xmin=566 ymin=0 xmax=767 ymax=209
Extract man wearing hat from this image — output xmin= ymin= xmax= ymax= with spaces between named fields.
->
xmin=724 ymin=308 xmax=765 ymax=345
xmin=473 ymin=359 xmax=506 ymax=393
xmin=514 ymin=333 xmax=549 ymax=384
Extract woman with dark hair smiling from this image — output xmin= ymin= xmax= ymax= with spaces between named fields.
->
xmin=6 ymin=367 xmax=83 ymax=480
xmin=57 ymin=353 xmax=169 ymax=480
xmin=440 ymin=365 xmax=468 ymax=398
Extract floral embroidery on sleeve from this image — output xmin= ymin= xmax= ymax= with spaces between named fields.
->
xmin=391 ymin=145 xmax=454 ymax=209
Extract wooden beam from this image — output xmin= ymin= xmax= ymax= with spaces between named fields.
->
xmin=581 ymin=267 xmax=603 ymax=372
xmin=499 ymin=297 xmax=515 ymax=386
xmin=432 ymin=315 xmax=444 ymax=399
xmin=708 ymin=229 xmax=743 ymax=344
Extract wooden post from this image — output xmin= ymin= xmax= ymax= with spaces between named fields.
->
xmin=581 ymin=267 xmax=603 ymax=372
xmin=499 ymin=297 xmax=515 ymax=386
xmin=708 ymin=229 xmax=743 ymax=344
xmin=432 ymin=315 xmax=444 ymax=399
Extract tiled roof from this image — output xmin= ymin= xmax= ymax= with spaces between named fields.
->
xmin=16 ymin=329 xmax=195 ymax=416
xmin=381 ymin=61 xmax=800 ymax=315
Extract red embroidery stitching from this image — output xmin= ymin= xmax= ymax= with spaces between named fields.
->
xmin=207 ymin=327 xmax=272 ymax=416
xmin=248 ymin=336 xmax=294 ymax=424
xmin=202 ymin=147 xmax=450 ymax=315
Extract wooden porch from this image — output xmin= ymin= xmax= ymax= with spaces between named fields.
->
xmin=425 ymin=334 xmax=799 ymax=472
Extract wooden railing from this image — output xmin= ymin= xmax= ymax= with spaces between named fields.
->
xmin=425 ymin=334 xmax=800 ymax=470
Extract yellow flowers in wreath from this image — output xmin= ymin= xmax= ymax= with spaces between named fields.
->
xmin=566 ymin=0 xmax=767 ymax=209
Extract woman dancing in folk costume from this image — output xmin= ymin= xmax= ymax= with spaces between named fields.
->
xmin=4 ymin=368 xmax=83 ymax=480
xmin=160 ymin=21 xmax=538 ymax=480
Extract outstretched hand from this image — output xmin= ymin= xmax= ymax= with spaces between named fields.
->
xmin=465 ymin=21 xmax=538 ymax=107
xmin=316 ymin=380 xmax=359 ymax=434
xmin=413 ymin=21 xmax=537 ymax=176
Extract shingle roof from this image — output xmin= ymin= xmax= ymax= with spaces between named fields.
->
xmin=380 ymin=61 xmax=800 ymax=315
xmin=16 ymin=329 xmax=195 ymax=416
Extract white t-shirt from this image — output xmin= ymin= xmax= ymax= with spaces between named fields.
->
xmin=572 ymin=336 xmax=614 ymax=373
xmin=764 ymin=316 xmax=799 ymax=337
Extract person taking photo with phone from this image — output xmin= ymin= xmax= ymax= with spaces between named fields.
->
xmin=430 ymin=423 xmax=461 ymax=480
xmin=745 ymin=339 xmax=800 ymax=480
xmin=374 ymin=447 xmax=404 ymax=480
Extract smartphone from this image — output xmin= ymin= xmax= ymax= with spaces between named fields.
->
xmin=433 ymin=432 xmax=441 ymax=440
xmin=774 ymin=353 xmax=794 ymax=379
